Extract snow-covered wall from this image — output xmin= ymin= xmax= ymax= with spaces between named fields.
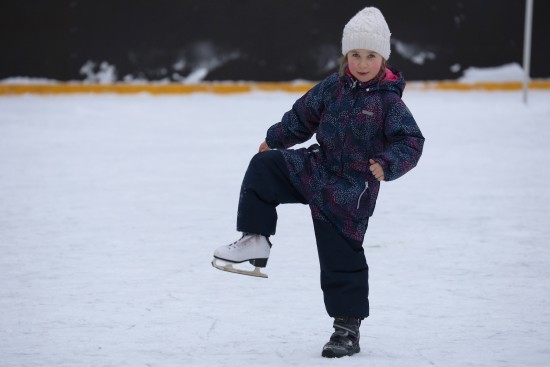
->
xmin=1 ymin=0 xmax=548 ymax=82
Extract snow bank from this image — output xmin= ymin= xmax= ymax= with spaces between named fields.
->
xmin=458 ymin=63 xmax=525 ymax=82
xmin=2 ymin=63 xmax=541 ymax=86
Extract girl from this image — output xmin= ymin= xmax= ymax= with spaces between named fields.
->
xmin=212 ymin=6 xmax=424 ymax=358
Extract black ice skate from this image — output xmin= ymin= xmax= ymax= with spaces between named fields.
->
xmin=212 ymin=234 xmax=272 ymax=278
xmin=322 ymin=316 xmax=361 ymax=358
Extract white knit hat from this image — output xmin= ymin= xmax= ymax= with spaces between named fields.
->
xmin=342 ymin=7 xmax=391 ymax=60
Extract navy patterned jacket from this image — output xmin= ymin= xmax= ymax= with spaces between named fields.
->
xmin=265 ymin=67 xmax=425 ymax=241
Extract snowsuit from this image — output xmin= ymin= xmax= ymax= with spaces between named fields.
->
xmin=237 ymin=67 xmax=424 ymax=318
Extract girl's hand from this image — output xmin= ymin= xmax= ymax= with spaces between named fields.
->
xmin=259 ymin=140 xmax=271 ymax=152
xmin=369 ymin=159 xmax=385 ymax=181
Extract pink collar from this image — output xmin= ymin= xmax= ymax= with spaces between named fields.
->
xmin=383 ymin=68 xmax=399 ymax=82
xmin=345 ymin=66 xmax=398 ymax=84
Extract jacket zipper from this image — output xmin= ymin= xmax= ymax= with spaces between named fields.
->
xmin=356 ymin=181 xmax=369 ymax=210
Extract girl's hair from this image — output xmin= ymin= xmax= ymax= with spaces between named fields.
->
xmin=338 ymin=53 xmax=388 ymax=81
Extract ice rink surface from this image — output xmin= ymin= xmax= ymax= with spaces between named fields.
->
xmin=1 ymin=89 xmax=549 ymax=366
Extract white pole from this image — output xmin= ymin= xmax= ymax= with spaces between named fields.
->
xmin=523 ymin=0 xmax=534 ymax=104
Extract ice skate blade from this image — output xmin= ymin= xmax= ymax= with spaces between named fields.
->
xmin=211 ymin=259 xmax=268 ymax=278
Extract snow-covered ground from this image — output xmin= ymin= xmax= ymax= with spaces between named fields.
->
xmin=1 ymin=89 xmax=549 ymax=367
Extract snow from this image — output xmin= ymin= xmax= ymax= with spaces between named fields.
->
xmin=1 ymin=89 xmax=549 ymax=367
xmin=0 ymin=77 xmax=60 ymax=84
xmin=458 ymin=63 xmax=525 ymax=82
xmin=79 ymin=61 xmax=118 ymax=84
xmin=392 ymin=38 xmax=436 ymax=65
xmin=2 ymin=62 xmax=541 ymax=85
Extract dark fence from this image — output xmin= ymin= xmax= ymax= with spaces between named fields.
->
xmin=1 ymin=0 xmax=548 ymax=82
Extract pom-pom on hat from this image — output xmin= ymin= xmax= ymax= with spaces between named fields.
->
xmin=342 ymin=7 xmax=391 ymax=60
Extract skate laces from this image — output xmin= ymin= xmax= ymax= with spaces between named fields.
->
xmin=228 ymin=234 xmax=253 ymax=250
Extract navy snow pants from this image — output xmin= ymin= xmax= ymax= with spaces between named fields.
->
xmin=237 ymin=150 xmax=370 ymax=319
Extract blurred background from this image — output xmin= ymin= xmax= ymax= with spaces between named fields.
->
xmin=1 ymin=0 xmax=548 ymax=82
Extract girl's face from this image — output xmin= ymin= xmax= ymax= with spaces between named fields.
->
xmin=346 ymin=49 xmax=384 ymax=83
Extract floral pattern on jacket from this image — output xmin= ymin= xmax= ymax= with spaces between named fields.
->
xmin=265 ymin=67 xmax=425 ymax=241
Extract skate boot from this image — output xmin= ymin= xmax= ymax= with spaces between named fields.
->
xmin=321 ymin=316 xmax=361 ymax=358
xmin=212 ymin=233 xmax=272 ymax=278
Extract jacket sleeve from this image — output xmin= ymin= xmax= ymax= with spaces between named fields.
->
xmin=265 ymin=75 xmax=336 ymax=149
xmin=374 ymin=98 xmax=425 ymax=181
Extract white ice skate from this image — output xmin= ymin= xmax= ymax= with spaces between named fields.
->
xmin=212 ymin=234 xmax=272 ymax=278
